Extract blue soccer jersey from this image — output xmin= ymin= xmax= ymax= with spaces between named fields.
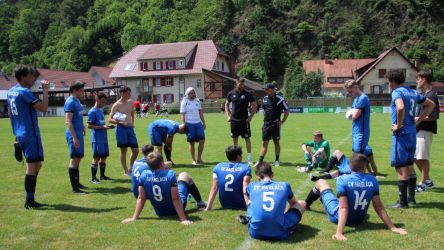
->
xmin=87 ymin=107 xmax=107 ymax=143
xmin=391 ymin=86 xmax=425 ymax=134
xmin=131 ymin=158 xmax=150 ymax=198
xmin=148 ymin=120 xmax=179 ymax=137
xmin=336 ymin=173 xmax=379 ymax=225
xmin=352 ymin=93 xmax=370 ymax=136
xmin=7 ymin=84 xmax=41 ymax=137
xmin=138 ymin=169 xmax=179 ymax=217
xmin=64 ymin=95 xmax=84 ymax=134
xmin=246 ymin=180 xmax=294 ymax=240
xmin=213 ymin=162 xmax=251 ymax=209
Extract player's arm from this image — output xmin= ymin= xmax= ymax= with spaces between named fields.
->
xmin=130 ymin=101 xmax=135 ymax=125
xmin=242 ymin=175 xmax=251 ymax=195
xmin=247 ymin=101 xmax=257 ymax=123
xmin=392 ymin=98 xmax=405 ymax=131
xmin=122 ymin=186 xmax=147 ymax=223
xmin=87 ymin=123 xmax=108 ymax=130
xmin=171 ymin=186 xmax=192 ymax=225
xmin=65 ymin=112 xmax=80 ymax=147
xmin=33 ymin=80 xmax=49 ymax=112
xmin=108 ymin=103 xmax=119 ymax=125
xmin=333 ymin=196 xmax=349 ymax=241
xmin=351 ymin=109 xmax=363 ymax=120
xmin=204 ymin=178 xmax=219 ymax=211
xmin=280 ymin=109 xmax=289 ymax=125
xmin=199 ymin=110 xmax=206 ymax=129
xmin=416 ymin=98 xmax=435 ymax=124
xmin=372 ymin=195 xmax=407 ymax=235
xmin=225 ymin=100 xmax=231 ymax=121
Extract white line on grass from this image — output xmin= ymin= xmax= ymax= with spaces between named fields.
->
xmin=235 ymin=133 xmax=352 ymax=250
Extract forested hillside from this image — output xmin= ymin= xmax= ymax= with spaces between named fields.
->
xmin=1 ymin=0 xmax=443 ymax=83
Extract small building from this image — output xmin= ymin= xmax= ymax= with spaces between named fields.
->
xmin=304 ymin=47 xmax=419 ymax=96
xmin=110 ymin=40 xmax=263 ymax=103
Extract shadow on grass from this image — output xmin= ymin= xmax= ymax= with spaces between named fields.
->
xmin=90 ymin=186 xmax=131 ymax=195
xmin=377 ymin=180 xmax=399 ymax=186
xmin=287 ymin=224 xmax=320 ymax=243
xmin=109 ymin=178 xmax=131 ymax=184
xmin=137 ymin=214 xmax=202 ymax=222
xmin=412 ymin=201 xmax=444 ymax=210
xmin=345 ymin=221 xmax=405 ymax=234
xmin=41 ymin=203 xmax=124 ymax=213
xmin=427 ymin=187 xmax=444 ymax=193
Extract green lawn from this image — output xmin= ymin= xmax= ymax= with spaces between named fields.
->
xmin=0 ymin=113 xmax=443 ymax=249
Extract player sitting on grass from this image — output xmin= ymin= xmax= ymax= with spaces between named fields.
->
xmin=122 ymin=152 xmax=206 ymax=225
xmin=300 ymin=130 xmax=330 ymax=172
xmin=205 ymin=145 xmax=252 ymax=211
xmin=304 ymin=153 xmax=407 ymax=240
xmin=131 ymin=144 xmax=154 ymax=198
xmin=309 ymin=149 xmax=351 ymax=181
xmin=244 ymin=162 xmax=306 ymax=240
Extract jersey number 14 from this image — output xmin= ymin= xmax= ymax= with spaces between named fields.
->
xmin=353 ymin=190 xmax=368 ymax=210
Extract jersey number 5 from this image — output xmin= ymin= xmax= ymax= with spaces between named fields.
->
xmin=353 ymin=190 xmax=368 ymax=210
xmin=262 ymin=191 xmax=275 ymax=212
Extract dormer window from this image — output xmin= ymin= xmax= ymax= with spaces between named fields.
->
xmin=221 ymin=62 xmax=225 ymax=71
xmin=178 ymin=59 xmax=185 ymax=68
xmin=216 ymin=61 xmax=220 ymax=70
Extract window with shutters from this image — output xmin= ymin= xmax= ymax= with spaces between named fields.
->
xmin=168 ymin=61 xmax=174 ymax=70
xmin=166 ymin=77 xmax=171 ymax=86
xmin=156 ymin=61 xmax=161 ymax=70
xmin=155 ymin=78 xmax=161 ymax=87
xmin=196 ymin=79 xmax=201 ymax=88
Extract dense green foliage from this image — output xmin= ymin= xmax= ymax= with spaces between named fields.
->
xmin=1 ymin=0 xmax=444 ymax=84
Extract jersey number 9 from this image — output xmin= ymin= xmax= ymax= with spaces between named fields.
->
xmin=153 ymin=185 xmax=163 ymax=201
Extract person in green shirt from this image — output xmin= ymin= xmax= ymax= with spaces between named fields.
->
xmin=300 ymin=130 xmax=330 ymax=172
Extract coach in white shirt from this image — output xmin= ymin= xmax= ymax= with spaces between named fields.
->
xmin=180 ymin=87 xmax=206 ymax=165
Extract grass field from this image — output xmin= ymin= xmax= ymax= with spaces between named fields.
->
xmin=0 ymin=113 xmax=443 ymax=249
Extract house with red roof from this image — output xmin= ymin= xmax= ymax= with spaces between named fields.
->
xmin=110 ymin=40 xmax=263 ymax=103
xmin=304 ymin=47 xmax=419 ymax=96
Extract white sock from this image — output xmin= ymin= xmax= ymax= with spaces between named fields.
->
xmin=248 ymin=153 xmax=252 ymax=161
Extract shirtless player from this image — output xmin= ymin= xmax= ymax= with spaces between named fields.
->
xmin=109 ymin=86 xmax=139 ymax=175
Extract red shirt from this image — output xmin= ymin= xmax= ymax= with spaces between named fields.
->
xmin=155 ymin=103 xmax=160 ymax=110
xmin=133 ymin=100 xmax=141 ymax=109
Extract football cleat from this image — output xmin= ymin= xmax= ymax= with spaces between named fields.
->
xmin=389 ymin=200 xmax=408 ymax=209
xmin=196 ymin=201 xmax=207 ymax=210
xmin=24 ymin=200 xmax=45 ymax=209
xmin=274 ymin=161 xmax=280 ymax=167
xmin=237 ymin=215 xmax=248 ymax=225
xmin=408 ymin=197 xmax=416 ymax=205
xmin=72 ymin=189 xmax=87 ymax=195
xmin=415 ymin=184 xmax=426 ymax=192
xmin=100 ymin=176 xmax=112 ymax=180
xmin=425 ymin=181 xmax=434 ymax=189
xmin=78 ymin=183 xmax=87 ymax=189
xmin=310 ymin=173 xmax=320 ymax=182
xmin=91 ymin=178 xmax=101 ymax=184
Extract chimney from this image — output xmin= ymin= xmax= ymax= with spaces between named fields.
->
xmin=414 ymin=60 xmax=420 ymax=69
xmin=324 ymin=54 xmax=330 ymax=64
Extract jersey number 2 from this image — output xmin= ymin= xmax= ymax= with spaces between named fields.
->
xmin=225 ymin=174 xmax=234 ymax=191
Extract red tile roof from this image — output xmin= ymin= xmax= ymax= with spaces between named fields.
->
xmin=89 ymin=66 xmax=114 ymax=85
xmin=37 ymin=68 xmax=96 ymax=88
xmin=138 ymin=42 xmax=198 ymax=60
xmin=110 ymin=40 xmax=224 ymax=78
xmin=303 ymin=58 xmax=374 ymax=88
xmin=0 ymin=76 xmax=17 ymax=90
xmin=432 ymin=82 xmax=444 ymax=88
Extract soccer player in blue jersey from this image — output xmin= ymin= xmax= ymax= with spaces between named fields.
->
xmin=87 ymin=92 xmax=114 ymax=183
xmin=245 ymin=163 xmax=306 ymax=240
xmin=65 ymin=81 xmax=86 ymax=194
xmin=205 ymin=145 xmax=251 ymax=210
xmin=305 ymin=153 xmax=407 ymax=240
xmin=109 ymin=86 xmax=139 ymax=175
xmin=131 ymin=144 xmax=154 ymax=198
xmin=122 ymin=152 xmax=206 ymax=225
xmin=385 ymin=70 xmax=435 ymax=208
xmin=344 ymin=80 xmax=380 ymax=176
xmin=148 ymin=119 xmax=187 ymax=164
xmin=7 ymin=65 xmax=49 ymax=208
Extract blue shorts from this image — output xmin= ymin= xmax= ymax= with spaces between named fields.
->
xmin=115 ymin=125 xmax=138 ymax=148
xmin=66 ymin=131 xmax=84 ymax=159
xmin=17 ymin=136 xmax=44 ymax=163
xmin=92 ymin=141 xmax=109 ymax=157
xmin=352 ymin=133 xmax=370 ymax=155
xmin=391 ymin=133 xmax=416 ymax=167
xmin=178 ymin=181 xmax=189 ymax=209
xmin=149 ymin=125 xmax=166 ymax=146
xmin=320 ymin=189 xmax=339 ymax=224
xmin=186 ymin=123 xmax=205 ymax=142
xmin=337 ymin=156 xmax=351 ymax=175
xmin=249 ymin=208 xmax=302 ymax=240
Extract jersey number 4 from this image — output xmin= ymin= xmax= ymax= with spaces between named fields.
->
xmin=353 ymin=190 xmax=368 ymax=210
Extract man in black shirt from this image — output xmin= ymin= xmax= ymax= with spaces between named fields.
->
xmin=255 ymin=83 xmax=289 ymax=167
xmin=415 ymin=70 xmax=440 ymax=192
xmin=226 ymin=78 xmax=257 ymax=164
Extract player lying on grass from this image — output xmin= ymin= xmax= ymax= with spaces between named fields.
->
xmin=304 ymin=153 xmax=407 ymax=240
xmin=205 ymin=145 xmax=251 ymax=211
xmin=244 ymin=162 xmax=306 ymax=240
xmin=122 ymin=152 xmax=206 ymax=225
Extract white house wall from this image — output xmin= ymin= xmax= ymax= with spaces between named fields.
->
xmin=360 ymin=52 xmax=418 ymax=94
